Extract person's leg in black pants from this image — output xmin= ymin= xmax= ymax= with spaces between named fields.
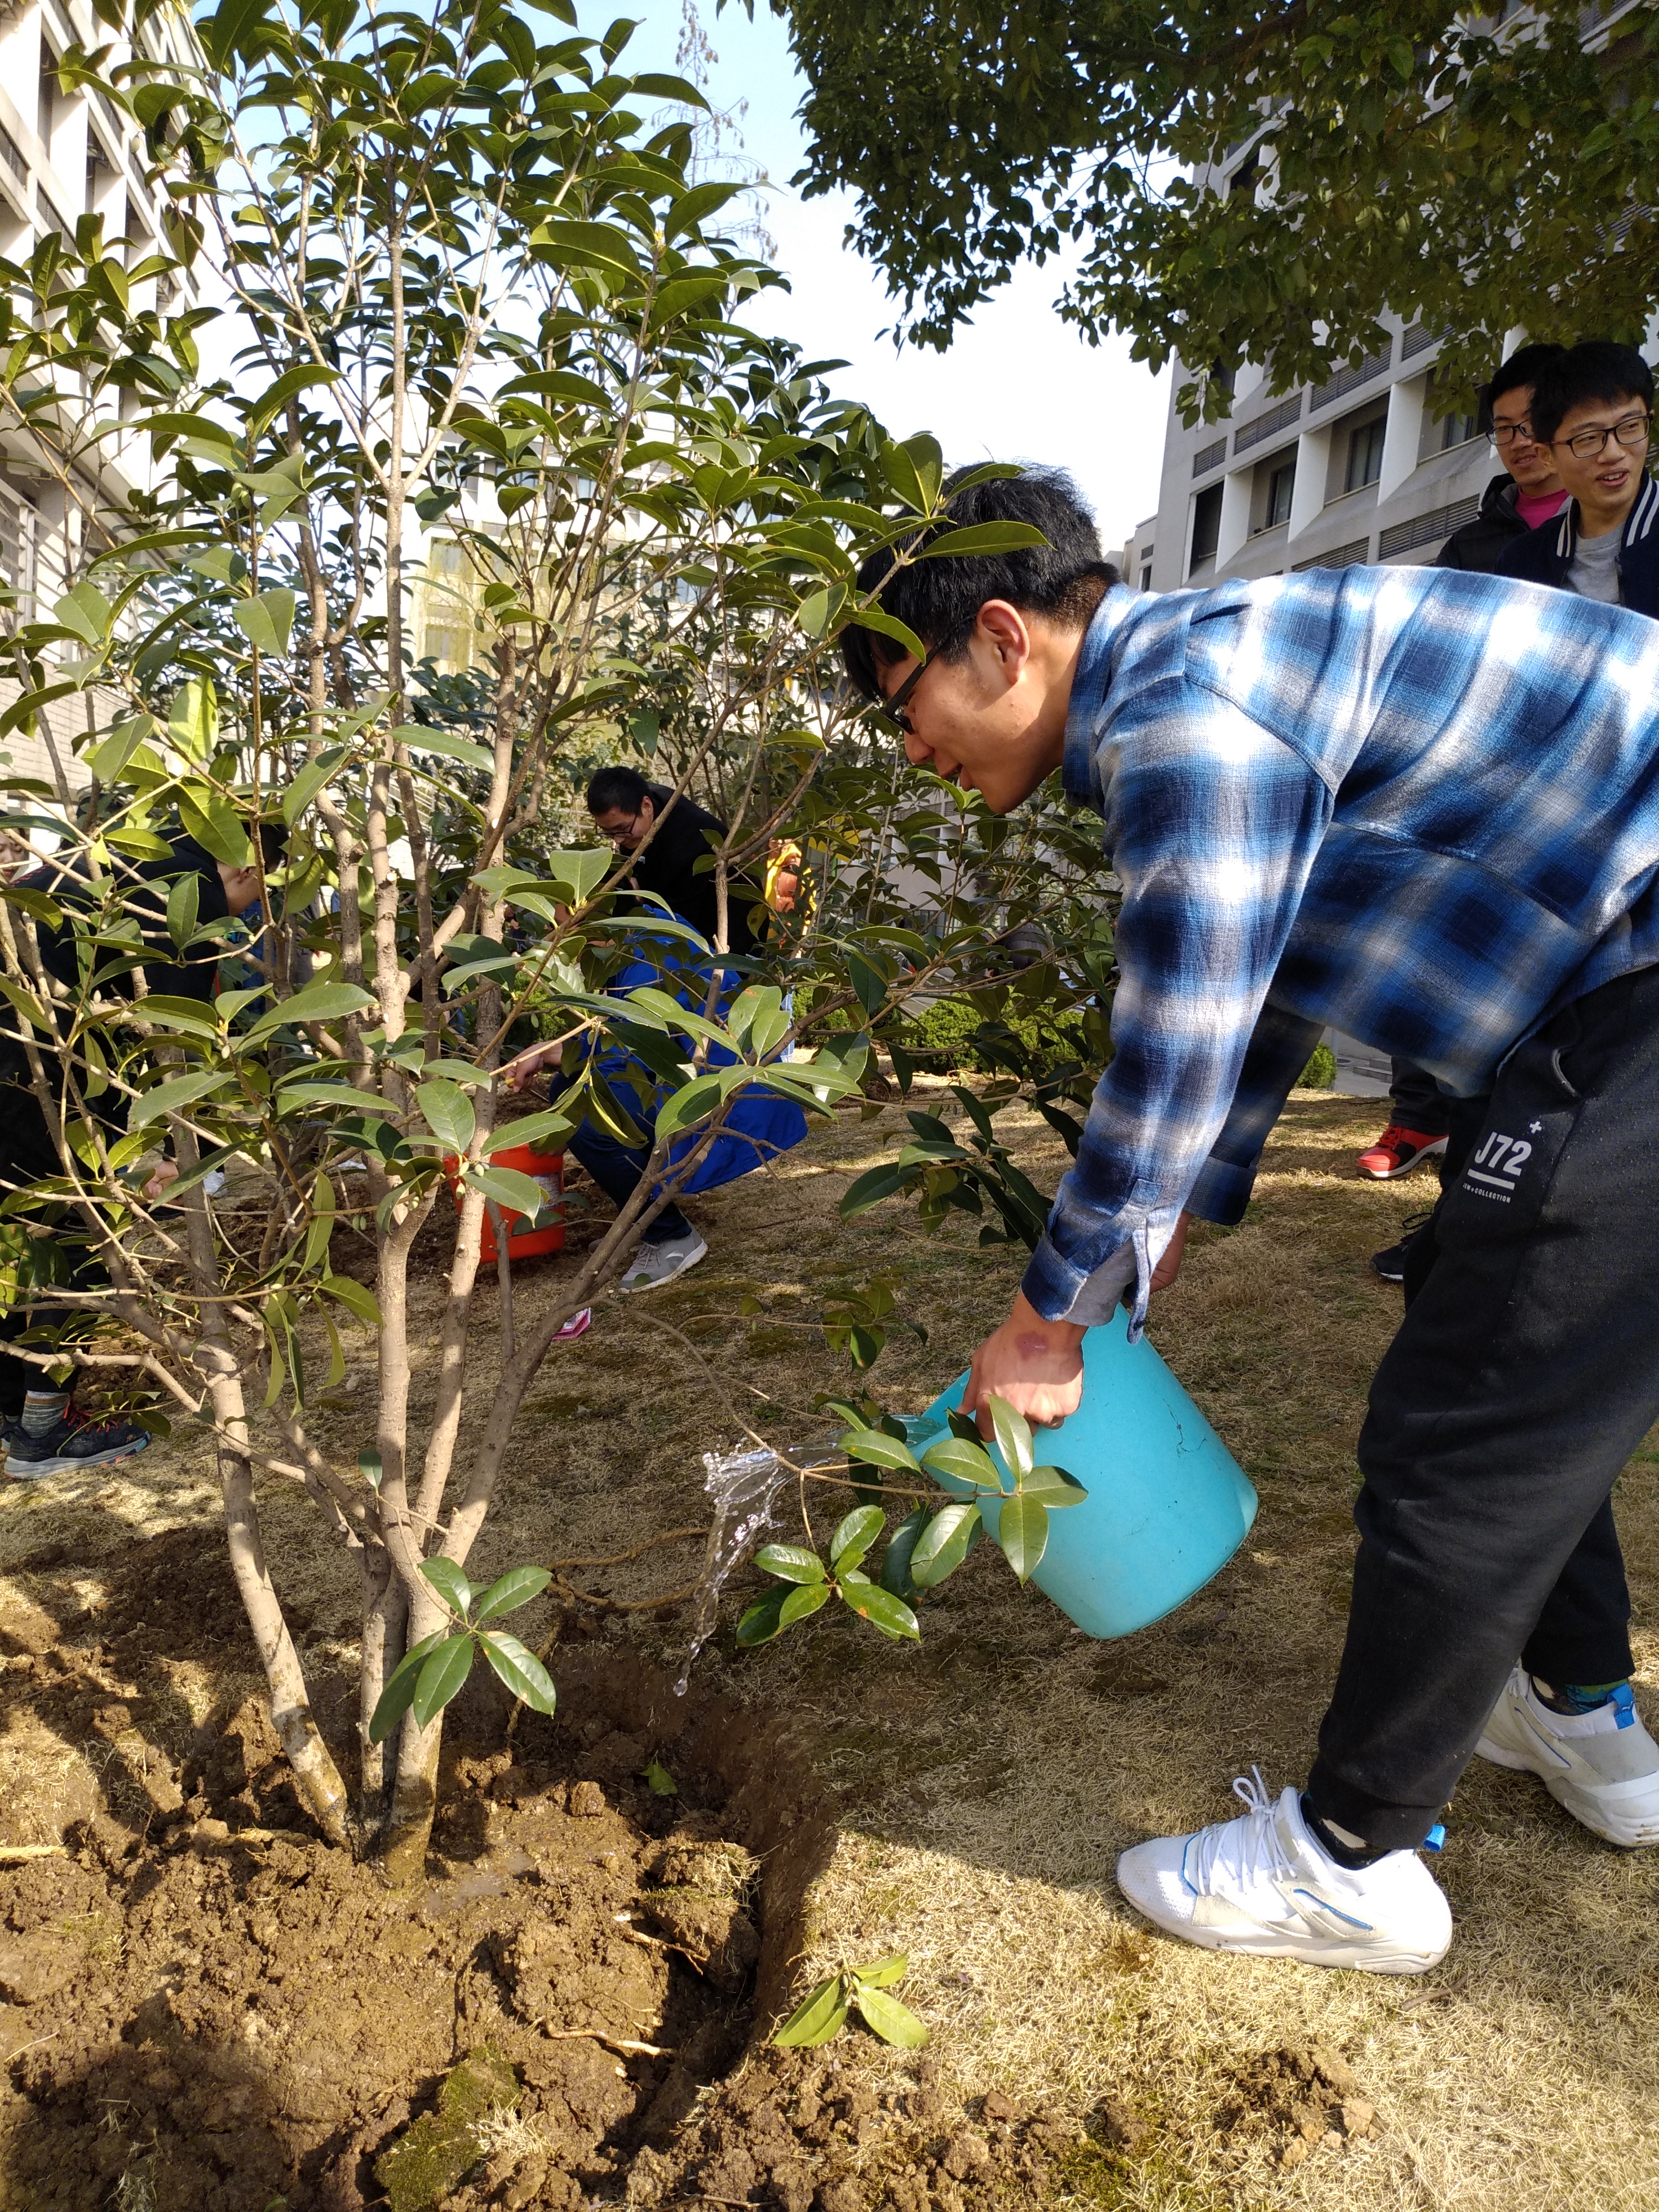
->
xmin=1387 ymin=1060 xmax=1452 ymax=1138
xmin=563 ymin=1120 xmax=695 ymax=1246
xmin=1308 ymin=967 xmax=1659 ymax=1851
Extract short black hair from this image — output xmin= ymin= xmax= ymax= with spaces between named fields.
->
xmin=841 ymin=466 xmax=1119 ymax=700
xmin=586 ymin=765 xmax=666 ymax=817
xmin=1479 ymin=342 xmax=1567 ymax=435
xmin=1529 ymin=342 xmax=1655 ymax=446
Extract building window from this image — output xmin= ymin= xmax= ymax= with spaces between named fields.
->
xmin=1190 ymin=483 xmax=1223 ymax=574
xmin=1264 ymin=458 xmax=1295 ymax=529
xmin=1441 ymin=409 xmax=1479 ymax=452
xmin=1140 ymin=565 xmax=1153 ymax=593
xmin=1345 ymin=416 xmax=1387 ymax=494
xmin=423 ymin=625 xmax=468 ymax=666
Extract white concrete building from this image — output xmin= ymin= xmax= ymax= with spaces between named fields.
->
xmin=0 ymin=1 xmax=201 ymax=802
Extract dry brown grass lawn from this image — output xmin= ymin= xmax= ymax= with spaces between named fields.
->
xmin=4 ymin=1088 xmax=1657 ymax=2210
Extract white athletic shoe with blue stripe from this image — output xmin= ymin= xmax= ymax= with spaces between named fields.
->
xmin=1116 ymin=1770 xmax=1452 ymax=1974
xmin=1477 ymin=1667 xmax=1659 ymax=1848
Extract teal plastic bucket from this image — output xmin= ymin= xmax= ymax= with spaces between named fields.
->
xmin=909 ymin=1308 xmax=1257 ymax=1640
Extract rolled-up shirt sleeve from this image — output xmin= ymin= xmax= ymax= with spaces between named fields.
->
xmin=1020 ymin=685 xmax=1332 ymax=1335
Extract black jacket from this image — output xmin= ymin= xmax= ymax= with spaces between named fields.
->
xmin=1434 ymin=473 xmax=1551 ymax=574
xmin=1495 ymin=472 xmax=1659 ymax=621
xmin=620 ymin=790 xmax=759 ymax=958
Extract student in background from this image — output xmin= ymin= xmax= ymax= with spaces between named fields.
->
xmin=1499 ymin=341 xmax=1658 ymax=615
xmin=1356 ymin=343 xmax=1569 ymax=1220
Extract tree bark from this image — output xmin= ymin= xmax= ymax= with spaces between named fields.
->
xmin=215 ymin=1389 xmax=353 ymax=1850
xmin=357 ymin=1540 xmax=405 ymax=1829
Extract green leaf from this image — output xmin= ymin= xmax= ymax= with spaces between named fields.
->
xmin=419 ymin=1557 xmax=473 ymax=1618
xmin=880 ymin=1505 xmax=927 ymax=1597
xmin=1020 ymin=1464 xmax=1087 ymax=1507
xmin=411 ymin=1633 xmax=477 ymax=1729
xmin=165 ymin=870 xmax=200 ymax=953
xmin=839 ymin=1162 xmax=910 ymax=1218
xmin=467 ymin=1163 xmax=554 ymax=1220
xmin=909 ymin=1501 xmax=982 ymax=1589
xmin=478 ymin=1631 xmax=558 ymax=1716
xmin=128 ymin=1068 xmax=232 ymax=1130
xmin=322 ymin=1275 xmax=382 ymax=1328
xmin=233 ymin=588 xmax=295 ymax=657
xmin=54 ymin=580 xmax=111 ymax=646
xmin=852 ymin=1984 xmax=929 ymax=2048
xmin=839 ymin=1579 xmax=921 ymax=1641
xmin=997 ymin=1493 xmax=1048 ymax=1584
xmin=246 ymin=361 xmax=339 ymax=439
xmin=987 ymin=1394 xmax=1034 ymax=1482
xmin=178 ymin=784 xmax=252 ymax=869
xmin=772 ymin=1973 xmax=851 ymax=2048
xmin=643 ymin=1757 xmax=677 ymax=1796
xmin=655 ymin=1066 xmax=745 ymax=1139
xmin=244 ymin=979 xmax=377 ymax=1042
xmin=920 ymin=1436 xmax=999 ymax=1490
xmin=0 ymin=883 xmax=61 ymax=927
xmin=280 ymin=745 xmax=345 ymax=826
xmin=367 ymin=1630 xmax=451 ymax=1743
xmin=735 ymin=1588 xmax=789 ymax=1645
xmin=543 ymin=847 xmax=613 ymax=902
xmin=473 ymin=1565 xmax=552 ymax=1624
xmin=168 ymin=677 xmax=218 ymax=763
xmin=778 ymin=1581 xmax=832 ymax=1628
xmin=830 ymin=1504 xmax=885 ymax=1575
xmin=849 ymin=604 xmax=927 ymax=667
xmin=358 ymin=1447 xmax=383 ymax=1491
xmin=853 ymin=1952 xmax=909 ymax=1987
xmin=754 ymin=1542 xmax=827 ymax=1585
xmin=393 ymin=724 xmax=493 ymax=773
xmin=912 ymin=521 xmax=1048 ymax=561
xmin=531 ymin=217 xmax=643 ymax=282
xmin=837 ymin=1427 xmax=920 ymax=1474
xmin=483 ymin=1109 xmax=571 ymax=1155
xmin=415 ymin=1078 xmax=475 ymax=1153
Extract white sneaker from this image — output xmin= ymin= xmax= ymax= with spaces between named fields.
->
xmin=618 ymin=1229 xmax=708 ymax=1293
xmin=1116 ymin=1770 xmax=1452 ymax=1974
xmin=1475 ymin=1666 xmax=1659 ymax=1847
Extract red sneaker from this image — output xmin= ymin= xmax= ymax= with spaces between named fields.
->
xmin=1355 ymin=1125 xmax=1448 ymax=1180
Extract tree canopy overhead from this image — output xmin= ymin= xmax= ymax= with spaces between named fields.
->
xmin=773 ymin=0 xmax=1659 ymax=419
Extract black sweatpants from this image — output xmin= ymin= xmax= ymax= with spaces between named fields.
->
xmin=1307 ymin=966 xmax=1659 ymax=1850
xmin=0 ymin=1087 xmax=105 ymax=1416
xmin=1386 ymin=1057 xmax=1452 ymax=1138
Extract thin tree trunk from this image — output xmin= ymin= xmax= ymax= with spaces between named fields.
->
xmin=379 ymin=1578 xmax=447 ymax=1881
xmin=211 ymin=1366 xmax=353 ymax=1849
xmin=357 ymin=1540 xmax=405 ymax=1828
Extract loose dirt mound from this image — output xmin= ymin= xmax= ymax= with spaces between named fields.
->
xmin=1215 ymin=2043 xmax=1378 ymax=2173
xmin=0 ymin=1729 xmax=766 ymax=2210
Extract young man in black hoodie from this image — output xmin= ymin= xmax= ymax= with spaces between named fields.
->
xmin=1498 ymin=342 xmax=1659 ymax=616
xmin=1356 ymin=344 xmax=1569 ymax=1219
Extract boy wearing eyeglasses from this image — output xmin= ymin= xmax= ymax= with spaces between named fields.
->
xmin=845 ymin=465 xmax=1659 ymax=1978
xmin=1498 ymin=342 xmax=1658 ymax=613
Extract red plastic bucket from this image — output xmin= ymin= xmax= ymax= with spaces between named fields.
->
xmin=448 ymin=1144 xmax=566 ymax=1261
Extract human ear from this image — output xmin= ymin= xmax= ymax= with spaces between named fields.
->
xmin=973 ymin=599 xmax=1032 ymax=680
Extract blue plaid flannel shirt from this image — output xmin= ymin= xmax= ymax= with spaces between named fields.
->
xmin=1024 ymin=568 xmax=1659 ymax=1333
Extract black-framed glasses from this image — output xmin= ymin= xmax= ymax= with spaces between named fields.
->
xmin=1489 ymin=421 xmax=1538 ymax=448
xmin=601 ymin=808 xmax=642 ymax=846
xmin=870 ymin=655 xmax=930 ymax=737
xmin=1550 ymin=409 xmax=1652 ymax=460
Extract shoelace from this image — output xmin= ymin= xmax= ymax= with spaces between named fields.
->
xmin=1183 ymin=1766 xmax=1295 ymax=1896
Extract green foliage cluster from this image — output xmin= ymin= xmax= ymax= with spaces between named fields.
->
xmin=776 ymin=0 xmax=1659 ymax=417
xmin=773 ymin=1953 xmax=927 ymax=2049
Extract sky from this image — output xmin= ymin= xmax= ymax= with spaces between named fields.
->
xmin=578 ymin=2 xmax=1173 ymax=553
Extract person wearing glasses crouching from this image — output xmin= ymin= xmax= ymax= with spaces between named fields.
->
xmin=1499 ymin=342 xmax=1659 ymax=614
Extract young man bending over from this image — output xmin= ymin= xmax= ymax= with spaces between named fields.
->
xmin=845 ymin=467 xmax=1659 ymax=1974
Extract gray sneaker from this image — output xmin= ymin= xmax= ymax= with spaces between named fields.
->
xmin=2 ymin=1410 xmax=152 ymax=1481
xmin=619 ymin=1229 xmax=708 ymax=1293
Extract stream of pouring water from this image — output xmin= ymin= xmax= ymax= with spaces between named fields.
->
xmin=673 ymin=1446 xmax=794 ymax=1694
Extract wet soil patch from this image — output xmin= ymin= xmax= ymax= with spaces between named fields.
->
xmin=0 ymin=1518 xmax=840 ymax=2211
